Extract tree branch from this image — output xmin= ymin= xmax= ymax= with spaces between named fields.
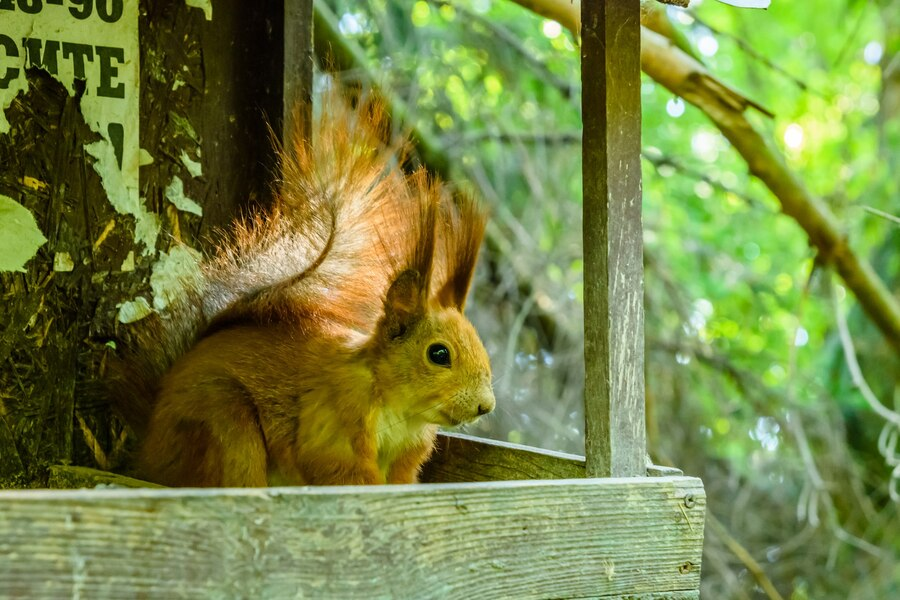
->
xmin=640 ymin=27 xmax=900 ymax=353
xmin=504 ymin=1 xmax=691 ymax=40
xmin=506 ymin=0 xmax=580 ymax=39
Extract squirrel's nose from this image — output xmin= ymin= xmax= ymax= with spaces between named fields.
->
xmin=476 ymin=393 xmax=495 ymax=416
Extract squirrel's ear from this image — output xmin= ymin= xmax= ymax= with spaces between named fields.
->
xmin=435 ymin=261 xmax=476 ymax=311
xmin=435 ymin=193 xmax=485 ymax=311
xmin=382 ymin=269 xmax=426 ymax=340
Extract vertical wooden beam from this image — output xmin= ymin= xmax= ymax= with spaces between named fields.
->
xmin=283 ymin=0 xmax=314 ymax=143
xmin=582 ymin=0 xmax=646 ymax=477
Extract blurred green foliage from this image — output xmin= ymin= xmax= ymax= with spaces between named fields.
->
xmin=324 ymin=0 xmax=899 ymax=596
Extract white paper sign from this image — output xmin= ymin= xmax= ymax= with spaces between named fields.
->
xmin=0 ymin=0 xmax=153 ymax=251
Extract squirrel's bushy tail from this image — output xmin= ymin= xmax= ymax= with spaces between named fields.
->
xmin=111 ymin=86 xmax=487 ymax=441
xmin=204 ymin=93 xmax=424 ymax=332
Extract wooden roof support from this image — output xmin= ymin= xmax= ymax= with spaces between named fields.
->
xmin=582 ymin=0 xmax=647 ymax=478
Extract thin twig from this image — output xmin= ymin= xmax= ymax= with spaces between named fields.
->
xmin=453 ymin=130 xmax=582 ymax=145
xmin=689 ymin=12 xmax=824 ymax=97
xmin=831 ymin=270 xmax=900 ymax=502
xmin=702 ymin=540 xmax=754 ymax=600
xmin=831 ymin=273 xmax=900 ymax=429
xmin=706 ymin=513 xmax=785 ymax=600
xmin=641 ymin=150 xmax=770 ymax=210
xmin=430 ymin=0 xmax=578 ymax=101
xmin=503 ymin=293 xmax=537 ymax=379
xmin=861 ymin=205 xmax=900 ymax=227
xmin=832 ymin=3 xmax=867 ymax=68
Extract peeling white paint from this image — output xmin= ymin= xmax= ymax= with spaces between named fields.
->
xmin=87 ymin=140 xmax=158 ymax=254
xmin=169 ymin=112 xmax=199 ymax=143
xmin=0 ymin=64 xmax=28 ymax=134
xmin=117 ymin=297 xmax=152 ymax=324
xmin=120 ymin=250 xmax=135 ymax=272
xmin=53 ymin=252 xmax=74 ymax=272
xmin=185 ymin=0 xmax=214 ymax=21
xmin=150 ymin=246 xmax=202 ymax=311
xmin=164 ymin=176 xmax=203 ymax=216
xmin=0 ymin=194 xmax=47 ymax=272
xmin=180 ymin=150 xmax=203 ymax=178
xmin=139 ymin=149 xmax=154 ymax=166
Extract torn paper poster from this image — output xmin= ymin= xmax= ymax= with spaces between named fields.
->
xmin=0 ymin=2 xmax=155 ymax=253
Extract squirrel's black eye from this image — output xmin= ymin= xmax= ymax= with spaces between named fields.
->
xmin=427 ymin=343 xmax=451 ymax=367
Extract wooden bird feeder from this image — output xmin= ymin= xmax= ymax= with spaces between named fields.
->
xmin=0 ymin=1 xmax=705 ymax=597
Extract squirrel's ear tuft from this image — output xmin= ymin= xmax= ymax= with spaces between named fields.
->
xmin=435 ymin=193 xmax=487 ymax=311
xmin=382 ymin=269 xmax=426 ymax=340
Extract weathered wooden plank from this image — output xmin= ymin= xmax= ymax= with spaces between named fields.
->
xmin=421 ymin=431 xmax=586 ymax=482
xmin=42 ymin=432 xmax=680 ymax=489
xmin=647 ymin=463 xmax=685 ymax=477
xmin=422 ymin=432 xmax=682 ymax=482
xmin=0 ymin=477 xmax=704 ymax=599
xmin=283 ymin=0 xmax=314 ymax=141
xmin=582 ymin=0 xmax=646 ymax=477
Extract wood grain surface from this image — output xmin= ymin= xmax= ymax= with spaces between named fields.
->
xmin=0 ymin=477 xmax=704 ymax=599
xmin=581 ymin=0 xmax=647 ymax=478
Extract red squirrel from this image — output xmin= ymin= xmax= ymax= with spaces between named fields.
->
xmin=115 ymin=96 xmax=495 ymax=487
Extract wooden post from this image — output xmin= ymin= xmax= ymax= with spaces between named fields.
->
xmin=283 ymin=0 xmax=314 ymax=143
xmin=581 ymin=0 xmax=646 ymax=477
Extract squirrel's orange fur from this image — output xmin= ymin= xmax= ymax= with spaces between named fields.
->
xmin=116 ymin=94 xmax=494 ymax=487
